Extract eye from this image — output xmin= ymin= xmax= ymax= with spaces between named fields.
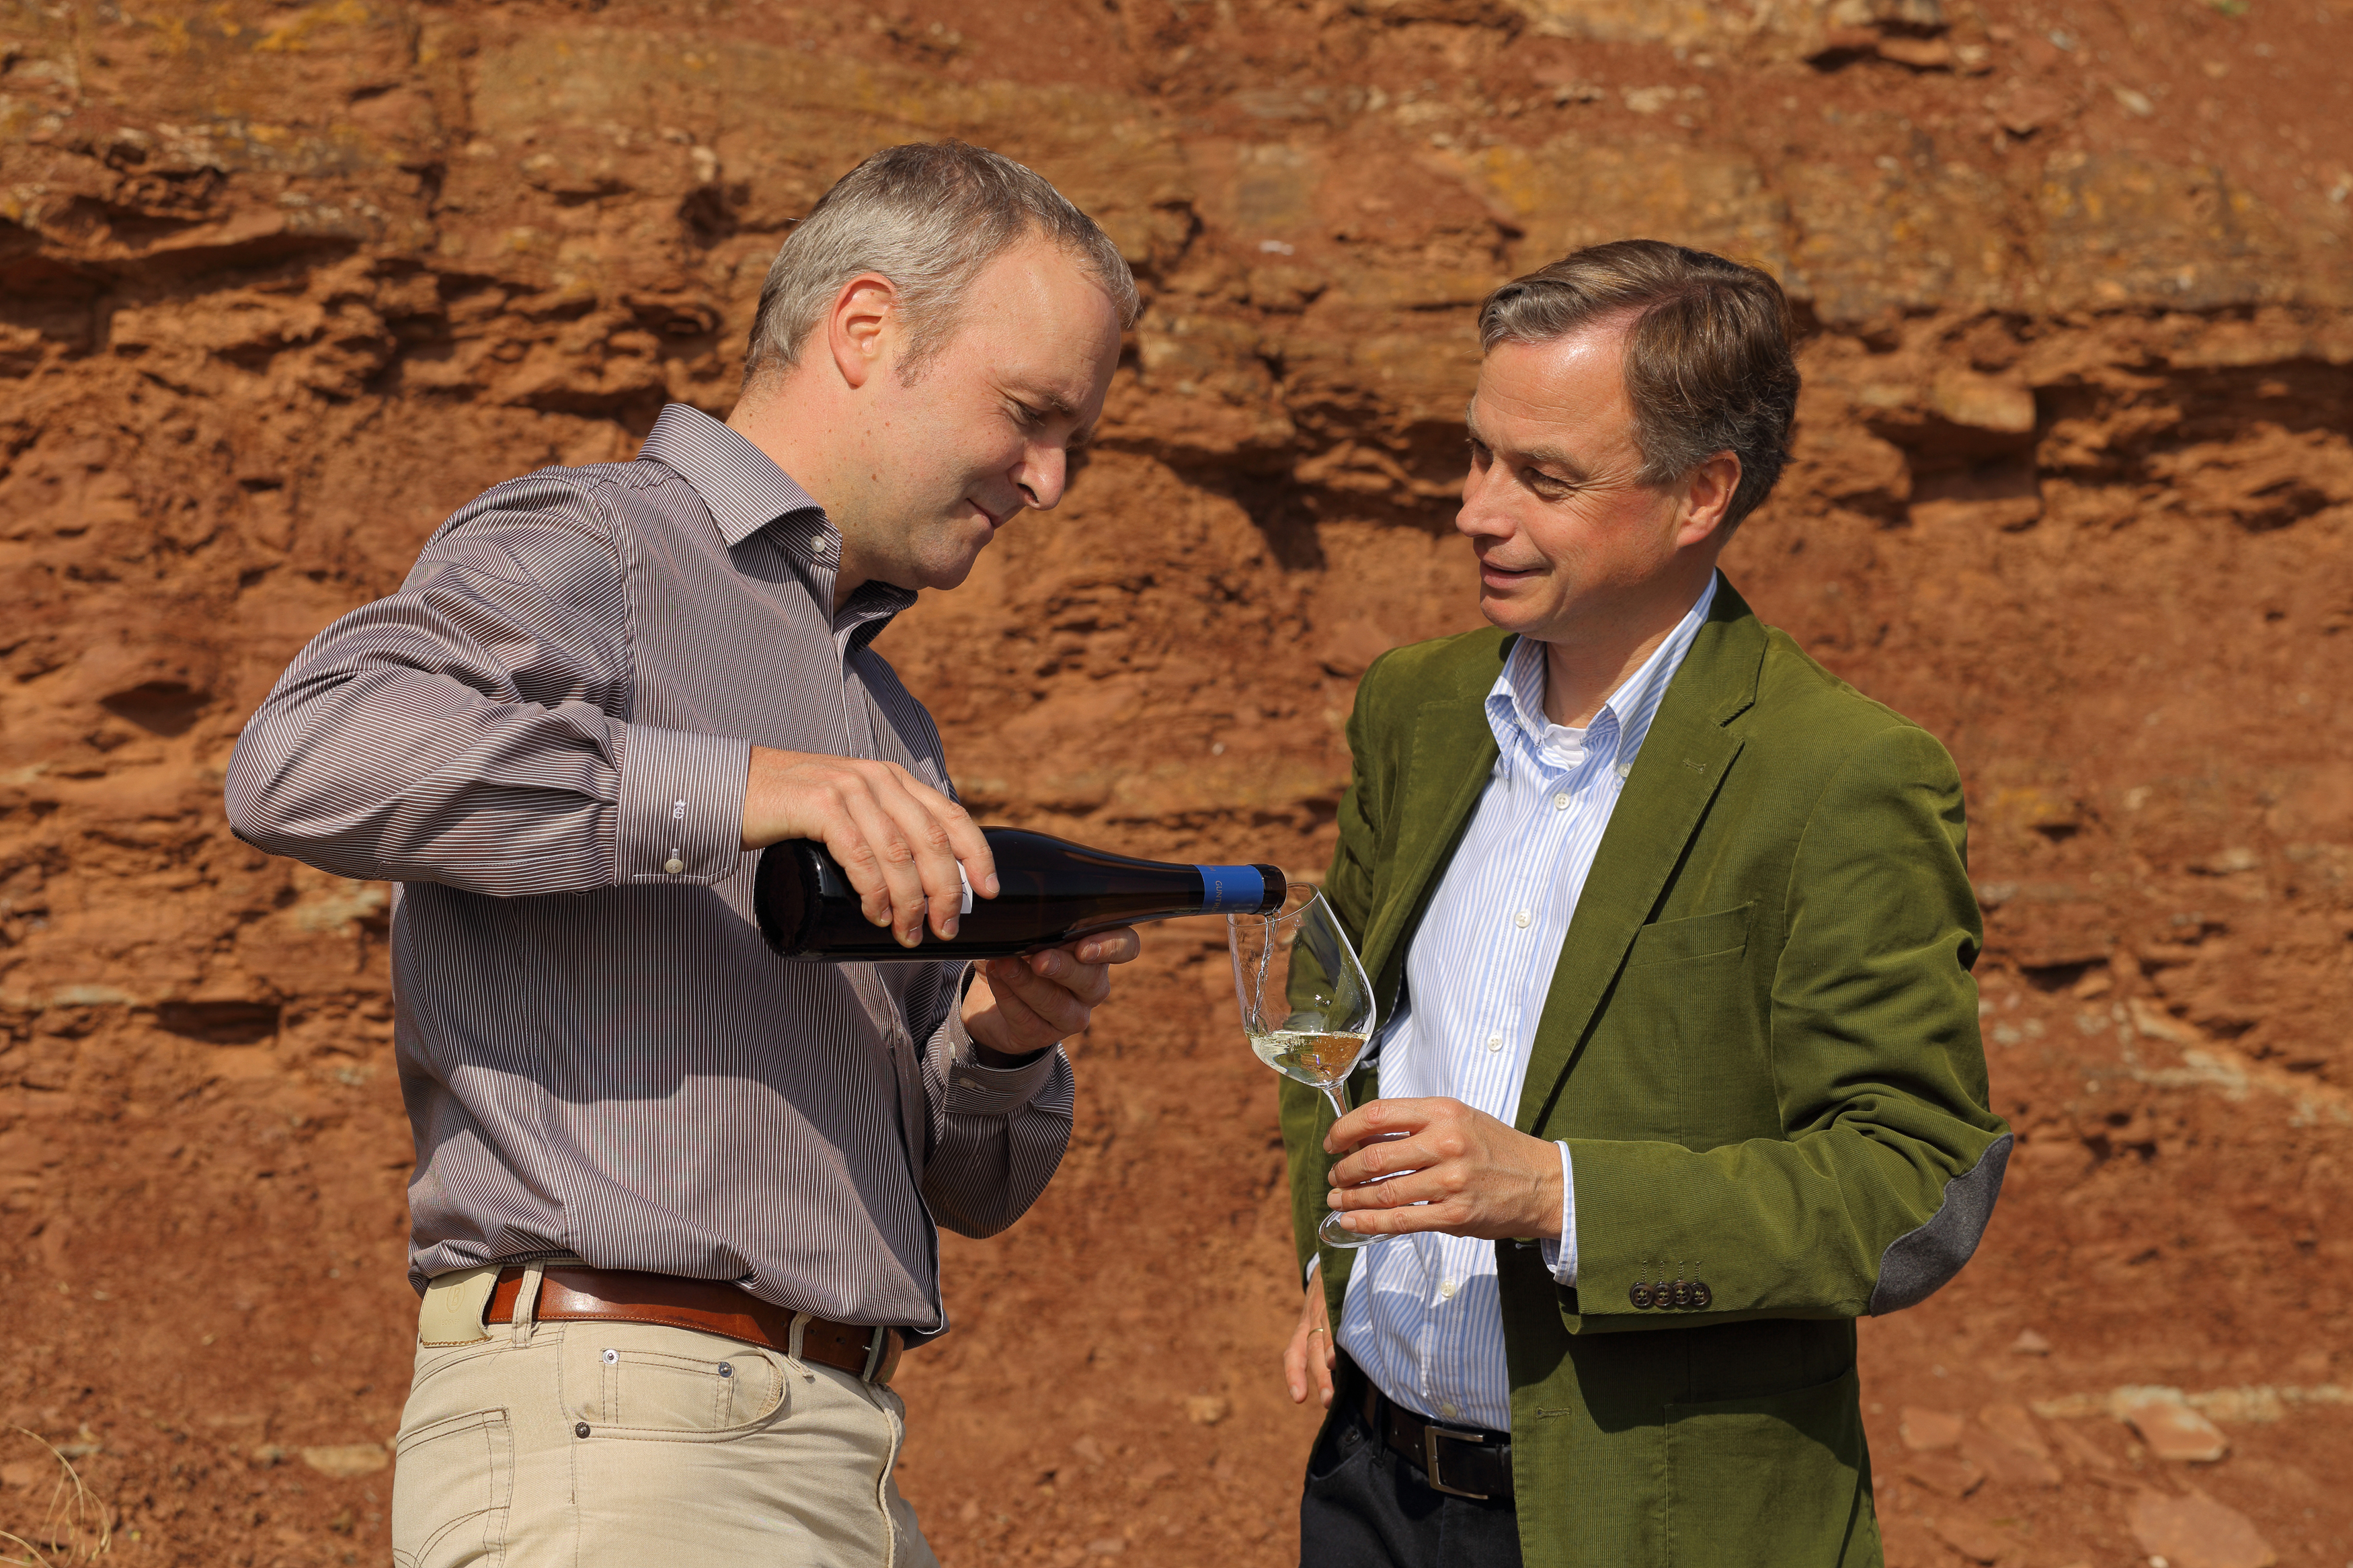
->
xmin=1522 ymin=467 xmax=1573 ymax=496
xmin=1010 ymin=400 xmax=1047 ymax=429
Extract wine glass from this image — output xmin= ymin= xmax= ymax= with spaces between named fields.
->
xmin=1230 ymin=886 xmax=1396 ymax=1251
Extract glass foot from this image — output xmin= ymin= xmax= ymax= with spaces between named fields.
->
xmin=1319 ymin=1210 xmax=1389 ymax=1250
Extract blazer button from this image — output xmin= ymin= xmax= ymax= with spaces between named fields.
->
xmin=1670 ymin=1280 xmax=1692 ymax=1309
xmin=1690 ymin=1281 xmax=1712 ymax=1309
xmin=1629 ymin=1282 xmax=1654 ymax=1309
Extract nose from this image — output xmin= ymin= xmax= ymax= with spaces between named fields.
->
xmin=1015 ymin=444 xmax=1069 ymax=511
xmin=1455 ymin=450 xmax=1509 ymax=541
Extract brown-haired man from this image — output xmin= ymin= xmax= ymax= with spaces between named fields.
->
xmin=229 ymin=142 xmax=1138 ymax=1567
xmin=1278 ymin=240 xmax=2007 ymax=1567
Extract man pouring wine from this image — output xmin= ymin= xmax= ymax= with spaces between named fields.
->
xmin=227 ymin=142 xmax=1143 ymax=1567
xmin=1275 ymin=241 xmax=2010 ymax=1567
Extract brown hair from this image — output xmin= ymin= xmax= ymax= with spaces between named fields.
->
xmin=1477 ymin=241 xmax=1800 ymax=530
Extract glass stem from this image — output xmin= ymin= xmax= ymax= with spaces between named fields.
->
xmin=1321 ymin=1083 xmax=1352 ymax=1126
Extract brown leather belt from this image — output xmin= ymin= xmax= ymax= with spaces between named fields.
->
xmin=1360 ymin=1368 xmax=1514 ymax=1501
xmin=488 ymin=1265 xmax=904 ymax=1385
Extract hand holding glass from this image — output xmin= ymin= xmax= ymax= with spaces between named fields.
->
xmin=1230 ymin=887 xmax=1399 ymax=1250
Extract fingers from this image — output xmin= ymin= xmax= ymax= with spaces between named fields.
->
xmin=830 ymin=790 xmax=931 ymax=945
xmin=1066 ymin=926 xmax=1142 ymax=966
xmin=1283 ymin=1319 xmax=1312 ymax=1405
xmin=1323 ymin=1110 xmax=1566 ymax=1241
xmin=743 ymin=749 xmax=991 ymax=947
xmin=1324 ymin=1096 xmax=1436 ymax=1157
xmin=1328 ymin=1165 xmax=1455 ymax=1215
xmin=1313 ymin=1323 xmax=1337 ymax=1409
xmin=867 ymin=763 xmax=978 ymax=946
xmin=988 ymin=958 xmax=1096 ymax=1036
xmin=916 ymin=774 xmax=998 ymax=898
xmin=1285 ymin=1281 xmax=1337 ymax=1408
xmin=1323 ymin=1128 xmax=1424 ymax=1192
xmin=966 ymin=959 xmax=1091 ymax=1056
xmin=1283 ymin=1325 xmax=1339 ymax=1408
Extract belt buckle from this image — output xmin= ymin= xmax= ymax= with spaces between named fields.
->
xmin=1421 ymin=1423 xmax=1493 ymax=1500
xmin=860 ymin=1325 xmax=889 ymax=1383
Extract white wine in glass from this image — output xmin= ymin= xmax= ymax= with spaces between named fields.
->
xmin=1230 ymin=886 xmax=1396 ymax=1251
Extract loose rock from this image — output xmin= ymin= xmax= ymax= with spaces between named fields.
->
xmin=2127 ymin=1487 xmax=2278 ymax=1568
xmin=298 ymin=1442 xmax=389 ymax=1478
xmin=1899 ymin=1405 xmax=1965 ymax=1451
xmin=2116 ymin=1389 xmax=2229 ymax=1462
xmin=1901 ymin=1450 xmax=1985 ymax=1499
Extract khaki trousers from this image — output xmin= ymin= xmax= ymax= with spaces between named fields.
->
xmin=391 ymin=1270 xmax=936 ymax=1568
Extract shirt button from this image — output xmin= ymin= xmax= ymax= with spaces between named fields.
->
xmin=1514 ymin=910 xmax=1531 ymax=929
xmin=1486 ymin=1034 xmax=1503 ymax=1053
xmin=663 ymin=856 xmax=685 ymax=874
xmin=1439 ymin=1279 xmax=1458 ymax=1300
xmin=1615 ymin=761 xmax=1632 ymax=780
xmin=1553 ymin=792 xmax=1570 ymax=811
xmin=1440 ymin=1402 xmax=1460 ymax=1421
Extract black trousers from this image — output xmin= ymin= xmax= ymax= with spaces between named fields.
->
xmin=1298 ymin=1358 xmax=1524 ymax=1568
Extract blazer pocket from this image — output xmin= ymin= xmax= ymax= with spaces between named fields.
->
xmin=1626 ymin=902 xmax=1754 ymax=969
xmin=1584 ymin=904 xmax=1767 ymax=1151
xmin=1663 ymin=1366 xmax=1878 ymax=1568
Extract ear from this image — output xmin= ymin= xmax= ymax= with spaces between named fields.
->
xmin=825 ymin=272 xmax=901 ymax=390
xmin=1674 ymin=452 xmax=1742 ymax=549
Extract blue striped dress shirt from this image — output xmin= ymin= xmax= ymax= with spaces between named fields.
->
xmin=1333 ymin=575 xmax=1717 ymax=1432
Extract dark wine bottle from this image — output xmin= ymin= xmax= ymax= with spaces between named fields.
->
xmin=756 ymin=827 xmax=1286 ymax=960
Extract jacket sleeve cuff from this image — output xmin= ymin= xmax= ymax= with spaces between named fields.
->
xmin=1538 ymin=1140 xmax=1578 ymax=1284
xmin=614 ymin=723 xmax=750 ymax=886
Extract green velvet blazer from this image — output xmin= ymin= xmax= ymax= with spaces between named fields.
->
xmin=1280 ymin=577 xmax=2010 ymax=1568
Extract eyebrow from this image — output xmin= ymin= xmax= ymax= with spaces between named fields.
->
xmin=1020 ymin=388 xmax=1091 ymax=447
xmin=1464 ymin=399 xmax=1589 ymax=480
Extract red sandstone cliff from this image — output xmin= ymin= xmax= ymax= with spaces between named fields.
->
xmin=3 ymin=3 xmax=2349 ymax=1563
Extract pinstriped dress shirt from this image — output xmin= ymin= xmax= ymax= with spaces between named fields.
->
xmin=225 ymin=403 xmax=1072 ymax=1339
xmin=1335 ymin=576 xmax=1716 ymax=1431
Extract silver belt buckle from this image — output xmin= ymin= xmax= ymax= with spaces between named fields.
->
xmin=860 ymin=1325 xmax=889 ymax=1382
xmin=1422 ymin=1423 xmax=1493 ymax=1500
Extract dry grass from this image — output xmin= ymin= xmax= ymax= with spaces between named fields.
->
xmin=0 ymin=1429 xmax=112 ymax=1567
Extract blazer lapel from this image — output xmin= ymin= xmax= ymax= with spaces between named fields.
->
xmin=1360 ymin=692 xmax=1503 ymax=1013
xmin=1512 ymin=585 xmax=1769 ymax=1132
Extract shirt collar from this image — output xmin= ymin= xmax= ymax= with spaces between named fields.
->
xmin=1486 ymin=573 xmax=1720 ymax=772
xmin=637 ymin=403 xmax=829 ymax=550
xmin=636 ymin=403 xmax=915 ymax=634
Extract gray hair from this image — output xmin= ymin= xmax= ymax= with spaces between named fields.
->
xmin=1478 ymin=240 xmax=1800 ymax=531
xmin=744 ymin=141 xmax=1139 ymax=383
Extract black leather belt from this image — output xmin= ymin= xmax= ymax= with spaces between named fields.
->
xmin=1360 ymin=1374 xmax=1514 ymax=1501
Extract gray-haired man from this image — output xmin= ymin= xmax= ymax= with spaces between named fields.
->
xmin=227 ymin=142 xmax=1138 ymax=1566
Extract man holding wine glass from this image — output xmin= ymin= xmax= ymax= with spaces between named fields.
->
xmin=1274 ymin=241 xmax=2009 ymax=1567
xmin=227 ymin=142 xmax=1144 ymax=1566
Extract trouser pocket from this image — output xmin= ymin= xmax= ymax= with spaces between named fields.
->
xmin=391 ymin=1409 xmax=512 ymax=1568
xmin=561 ymin=1322 xmax=789 ymax=1439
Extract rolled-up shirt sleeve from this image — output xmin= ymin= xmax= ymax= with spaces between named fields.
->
xmin=225 ymin=492 xmax=748 ymax=894
xmin=908 ymin=965 xmax=1075 ymax=1239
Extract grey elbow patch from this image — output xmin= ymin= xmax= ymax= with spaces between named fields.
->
xmin=1867 ymin=1133 xmax=2011 ymax=1315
